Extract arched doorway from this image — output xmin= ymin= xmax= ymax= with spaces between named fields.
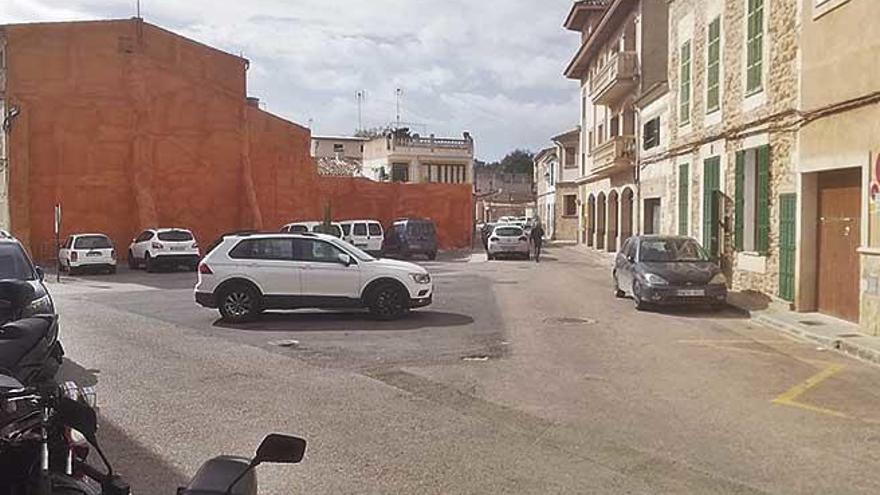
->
xmin=596 ymin=192 xmax=606 ymax=250
xmin=620 ymin=188 xmax=634 ymax=242
xmin=607 ymin=190 xmax=619 ymax=252
xmin=587 ymin=194 xmax=596 ymax=247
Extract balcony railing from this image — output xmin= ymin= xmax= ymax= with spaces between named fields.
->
xmin=392 ymin=135 xmax=473 ymax=152
xmin=591 ymin=135 xmax=635 ymax=175
xmin=589 ymin=51 xmax=638 ymax=105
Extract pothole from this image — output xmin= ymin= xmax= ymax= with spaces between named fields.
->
xmin=544 ymin=317 xmax=598 ymax=325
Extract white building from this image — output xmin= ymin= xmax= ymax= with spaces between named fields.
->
xmin=362 ymin=129 xmax=475 ymax=184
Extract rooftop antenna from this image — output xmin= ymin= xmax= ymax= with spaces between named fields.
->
xmin=136 ymin=0 xmax=141 ymax=18
xmin=356 ymin=90 xmax=366 ymax=133
xmin=395 ymin=88 xmax=402 ymax=130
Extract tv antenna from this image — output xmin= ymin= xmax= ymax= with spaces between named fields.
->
xmin=356 ymin=90 xmax=366 ymax=132
xmin=395 ymin=88 xmax=402 ymax=130
xmin=136 ymin=0 xmax=142 ymax=18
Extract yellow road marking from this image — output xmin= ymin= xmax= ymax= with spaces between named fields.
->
xmin=772 ymin=362 xmax=848 ymax=418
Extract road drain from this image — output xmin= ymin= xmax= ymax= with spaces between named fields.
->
xmin=544 ymin=317 xmax=598 ymax=325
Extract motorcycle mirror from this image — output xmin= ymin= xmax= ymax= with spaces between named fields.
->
xmin=253 ymin=434 xmax=306 ymax=465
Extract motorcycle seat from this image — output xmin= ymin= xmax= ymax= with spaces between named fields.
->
xmin=0 ymin=317 xmax=52 ymax=375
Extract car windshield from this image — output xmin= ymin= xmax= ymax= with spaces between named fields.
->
xmin=289 ymin=225 xmax=309 ymax=233
xmin=495 ymin=227 xmax=523 ymax=237
xmin=313 ymin=224 xmax=342 ymax=238
xmin=0 ymin=244 xmax=35 ymax=280
xmin=157 ymin=230 xmax=193 ymax=242
xmin=329 ymin=237 xmax=375 ymax=262
xmin=639 ymin=238 xmax=709 ymax=262
xmin=74 ymin=235 xmax=112 ymax=249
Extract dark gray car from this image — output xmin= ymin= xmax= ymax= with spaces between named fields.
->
xmin=613 ymin=235 xmax=727 ymax=311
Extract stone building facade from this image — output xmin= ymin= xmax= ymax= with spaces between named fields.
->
xmin=662 ymin=0 xmax=799 ymax=298
xmin=552 ymin=128 xmax=581 ymax=242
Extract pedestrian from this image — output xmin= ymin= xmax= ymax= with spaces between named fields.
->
xmin=531 ymin=221 xmax=545 ymax=263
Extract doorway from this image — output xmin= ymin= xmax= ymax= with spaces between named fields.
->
xmin=644 ymin=198 xmax=661 ymax=235
xmin=816 ymin=169 xmax=861 ymax=322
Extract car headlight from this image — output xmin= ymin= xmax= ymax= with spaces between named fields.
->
xmin=22 ymin=294 xmax=53 ymax=317
xmin=709 ymin=273 xmax=727 ymax=285
xmin=410 ymin=273 xmax=431 ymax=284
xmin=643 ymin=273 xmax=669 ymax=286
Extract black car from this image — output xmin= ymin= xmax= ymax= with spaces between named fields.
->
xmin=0 ymin=232 xmax=54 ymax=321
xmin=613 ymin=235 xmax=727 ymax=311
xmin=382 ymin=218 xmax=438 ymax=260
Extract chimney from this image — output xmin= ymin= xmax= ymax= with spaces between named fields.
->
xmin=246 ymin=96 xmax=260 ymax=108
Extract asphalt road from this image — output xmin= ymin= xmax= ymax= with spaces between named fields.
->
xmin=50 ymin=246 xmax=880 ymax=494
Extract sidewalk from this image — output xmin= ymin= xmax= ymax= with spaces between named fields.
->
xmin=564 ymin=244 xmax=880 ymax=367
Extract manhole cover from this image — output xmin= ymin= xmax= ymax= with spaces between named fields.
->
xmin=837 ymin=333 xmax=861 ymax=338
xmin=798 ymin=320 xmax=826 ymax=327
xmin=544 ymin=317 xmax=598 ymax=325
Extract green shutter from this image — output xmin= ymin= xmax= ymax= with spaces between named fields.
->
xmin=703 ymin=157 xmax=721 ymax=256
xmin=746 ymin=0 xmax=764 ymax=94
xmin=679 ymin=164 xmax=689 ymax=235
xmin=735 ymin=152 xmax=745 ymax=251
xmin=679 ymin=41 xmax=691 ymax=124
xmin=706 ymin=18 xmax=721 ymax=112
xmin=778 ymin=194 xmax=797 ymax=301
xmin=756 ymin=145 xmax=771 ymax=254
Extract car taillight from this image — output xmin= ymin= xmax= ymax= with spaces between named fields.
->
xmin=110 ymin=249 xmax=117 ymax=260
xmin=152 ymin=242 xmax=164 ymax=249
xmin=490 ymin=237 xmax=499 ymax=242
xmin=70 ymin=251 xmax=78 ymax=262
xmin=198 ymin=263 xmax=213 ymax=275
xmin=519 ymin=236 xmax=528 ymax=241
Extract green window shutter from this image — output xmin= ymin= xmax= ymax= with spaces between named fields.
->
xmin=734 ymin=152 xmax=745 ymax=251
xmin=706 ymin=18 xmax=721 ymax=112
xmin=679 ymin=41 xmax=691 ymax=124
xmin=746 ymin=0 xmax=764 ymax=94
xmin=679 ymin=164 xmax=689 ymax=235
xmin=703 ymin=157 xmax=721 ymax=256
xmin=756 ymin=145 xmax=771 ymax=254
xmin=778 ymin=194 xmax=797 ymax=301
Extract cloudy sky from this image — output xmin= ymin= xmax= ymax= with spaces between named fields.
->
xmin=0 ymin=0 xmax=580 ymax=161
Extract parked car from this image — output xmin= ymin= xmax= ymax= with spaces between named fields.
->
xmin=0 ymin=231 xmax=54 ymax=317
xmin=613 ymin=235 xmax=728 ymax=311
xmin=128 ymin=228 xmax=200 ymax=272
xmin=382 ymin=218 xmax=438 ymax=260
xmin=58 ymin=233 xmax=117 ymax=275
xmin=340 ymin=220 xmax=384 ymax=255
xmin=281 ymin=221 xmax=344 ymax=238
xmin=194 ymin=232 xmax=433 ymax=322
xmin=487 ymin=225 xmax=530 ymax=260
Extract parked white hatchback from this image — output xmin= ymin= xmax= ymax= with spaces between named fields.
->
xmin=128 ymin=228 xmax=200 ymax=272
xmin=194 ymin=232 xmax=433 ymax=322
xmin=487 ymin=225 xmax=530 ymax=260
xmin=340 ymin=219 xmax=384 ymax=255
xmin=59 ymin=233 xmax=117 ymax=275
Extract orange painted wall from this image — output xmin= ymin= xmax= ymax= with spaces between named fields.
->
xmin=3 ymin=19 xmax=472 ymax=260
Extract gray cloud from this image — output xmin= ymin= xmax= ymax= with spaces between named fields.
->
xmin=0 ymin=0 xmax=579 ymax=160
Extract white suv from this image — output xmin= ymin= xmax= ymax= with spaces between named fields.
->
xmin=128 ymin=228 xmax=200 ymax=272
xmin=194 ymin=232 xmax=433 ymax=322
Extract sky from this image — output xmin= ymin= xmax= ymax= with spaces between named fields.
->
xmin=0 ymin=0 xmax=581 ymax=162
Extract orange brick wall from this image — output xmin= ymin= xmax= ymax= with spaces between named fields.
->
xmin=3 ymin=19 xmax=472 ymax=260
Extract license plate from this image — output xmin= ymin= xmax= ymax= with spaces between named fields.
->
xmin=677 ymin=289 xmax=705 ymax=297
xmin=86 ymin=251 xmax=102 ymax=257
xmin=171 ymin=246 xmax=187 ymax=251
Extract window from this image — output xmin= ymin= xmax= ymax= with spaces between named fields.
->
xmin=353 ymin=223 xmax=367 ymax=236
xmin=64 ymin=236 xmax=73 ymax=249
xmin=391 ymin=163 xmax=409 ymax=182
xmin=368 ymin=223 xmax=382 ymax=236
xmin=135 ymin=231 xmax=154 ymax=243
xmin=0 ymin=243 xmax=35 ymax=280
xmin=333 ymin=143 xmax=344 ymax=153
xmin=735 ymin=145 xmax=771 ymax=253
xmin=74 ymin=235 xmax=112 ymax=249
xmin=229 ymin=238 xmax=294 ymax=260
xmin=157 ymin=230 xmax=193 ymax=242
xmin=644 ymin=198 xmax=661 ymax=235
xmin=294 ymin=238 xmax=346 ymax=263
xmin=341 ymin=224 xmax=352 ymax=236
xmin=643 ymin=117 xmax=660 ymax=150
xmin=564 ymin=148 xmax=577 ymax=168
xmin=679 ymin=40 xmax=692 ymax=125
xmin=746 ymin=0 xmax=764 ymax=95
xmin=678 ymin=164 xmax=690 ymax=235
xmin=639 ymin=238 xmax=709 ymax=262
xmin=288 ymin=225 xmax=309 ymax=234
xmin=706 ymin=17 xmax=721 ymax=113
xmin=564 ymin=195 xmax=577 ymax=216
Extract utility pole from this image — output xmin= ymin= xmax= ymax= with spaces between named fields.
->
xmin=395 ymin=88 xmax=402 ymax=130
xmin=356 ymin=90 xmax=366 ymax=132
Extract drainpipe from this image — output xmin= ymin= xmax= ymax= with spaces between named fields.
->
xmin=634 ymin=105 xmax=642 ymax=236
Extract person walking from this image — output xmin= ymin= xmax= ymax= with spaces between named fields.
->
xmin=531 ymin=221 xmax=545 ymax=263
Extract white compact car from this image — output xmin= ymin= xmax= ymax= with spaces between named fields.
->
xmin=487 ymin=225 xmax=530 ymax=260
xmin=194 ymin=232 xmax=433 ymax=322
xmin=340 ymin=220 xmax=384 ymax=255
xmin=59 ymin=233 xmax=117 ymax=275
xmin=281 ymin=221 xmax=344 ymax=238
xmin=128 ymin=228 xmax=200 ymax=272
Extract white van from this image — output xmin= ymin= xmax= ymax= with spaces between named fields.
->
xmin=281 ymin=221 xmax=344 ymax=238
xmin=340 ymin=220 xmax=384 ymax=255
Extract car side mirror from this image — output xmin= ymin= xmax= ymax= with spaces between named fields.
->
xmin=627 ymin=255 xmax=635 ymax=263
xmin=337 ymin=253 xmax=352 ymax=267
xmin=35 ymin=266 xmax=45 ymax=281
xmin=253 ymin=434 xmax=307 ymax=465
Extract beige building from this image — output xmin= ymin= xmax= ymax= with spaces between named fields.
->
xmin=564 ymin=0 xmax=669 ymax=252
xmin=534 ymin=147 xmax=558 ymax=238
xmin=552 ymin=128 xmax=581 ymax=242
xmin=311 ymin=135 xmax=368 ymax=160
xmin=796 ymin=0 xmax=880 ymax=331
xmin=362 ymin=129 xmax=474 ymax=184
xmin=662 ymin=0 xmax=799 ymax=300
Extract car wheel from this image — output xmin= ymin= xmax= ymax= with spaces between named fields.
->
xmin=428 ymin=251 xmax=437 ymax=261
xmin=368 ymin=283 xmax=410 ymax=321
xmin=145 ymin=254 xmax=156 ymax=273
xmin=218 ymin=284 xmax=262 ymax=323
xmin=633 ymin=281 xmax=649 ymax=311
xmin=613 ymin=273 xmax=625 ymax=298
xmin=128 ymin=251 xmax=138 ymax=269
xmin=487 ymin=253 xmax=494 ymax=261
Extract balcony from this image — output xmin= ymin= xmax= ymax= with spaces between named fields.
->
xmin=590 ymin=135 xmax=635 ymax=176
xmin=589 ymin=51 xmax=638 ymax=105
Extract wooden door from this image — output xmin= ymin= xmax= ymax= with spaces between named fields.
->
xmin=817 ymin=169 xmax=861 ymax=322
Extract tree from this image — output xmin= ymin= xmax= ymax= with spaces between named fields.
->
xmin=499 ymin=149 xmax=534 ymax=175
